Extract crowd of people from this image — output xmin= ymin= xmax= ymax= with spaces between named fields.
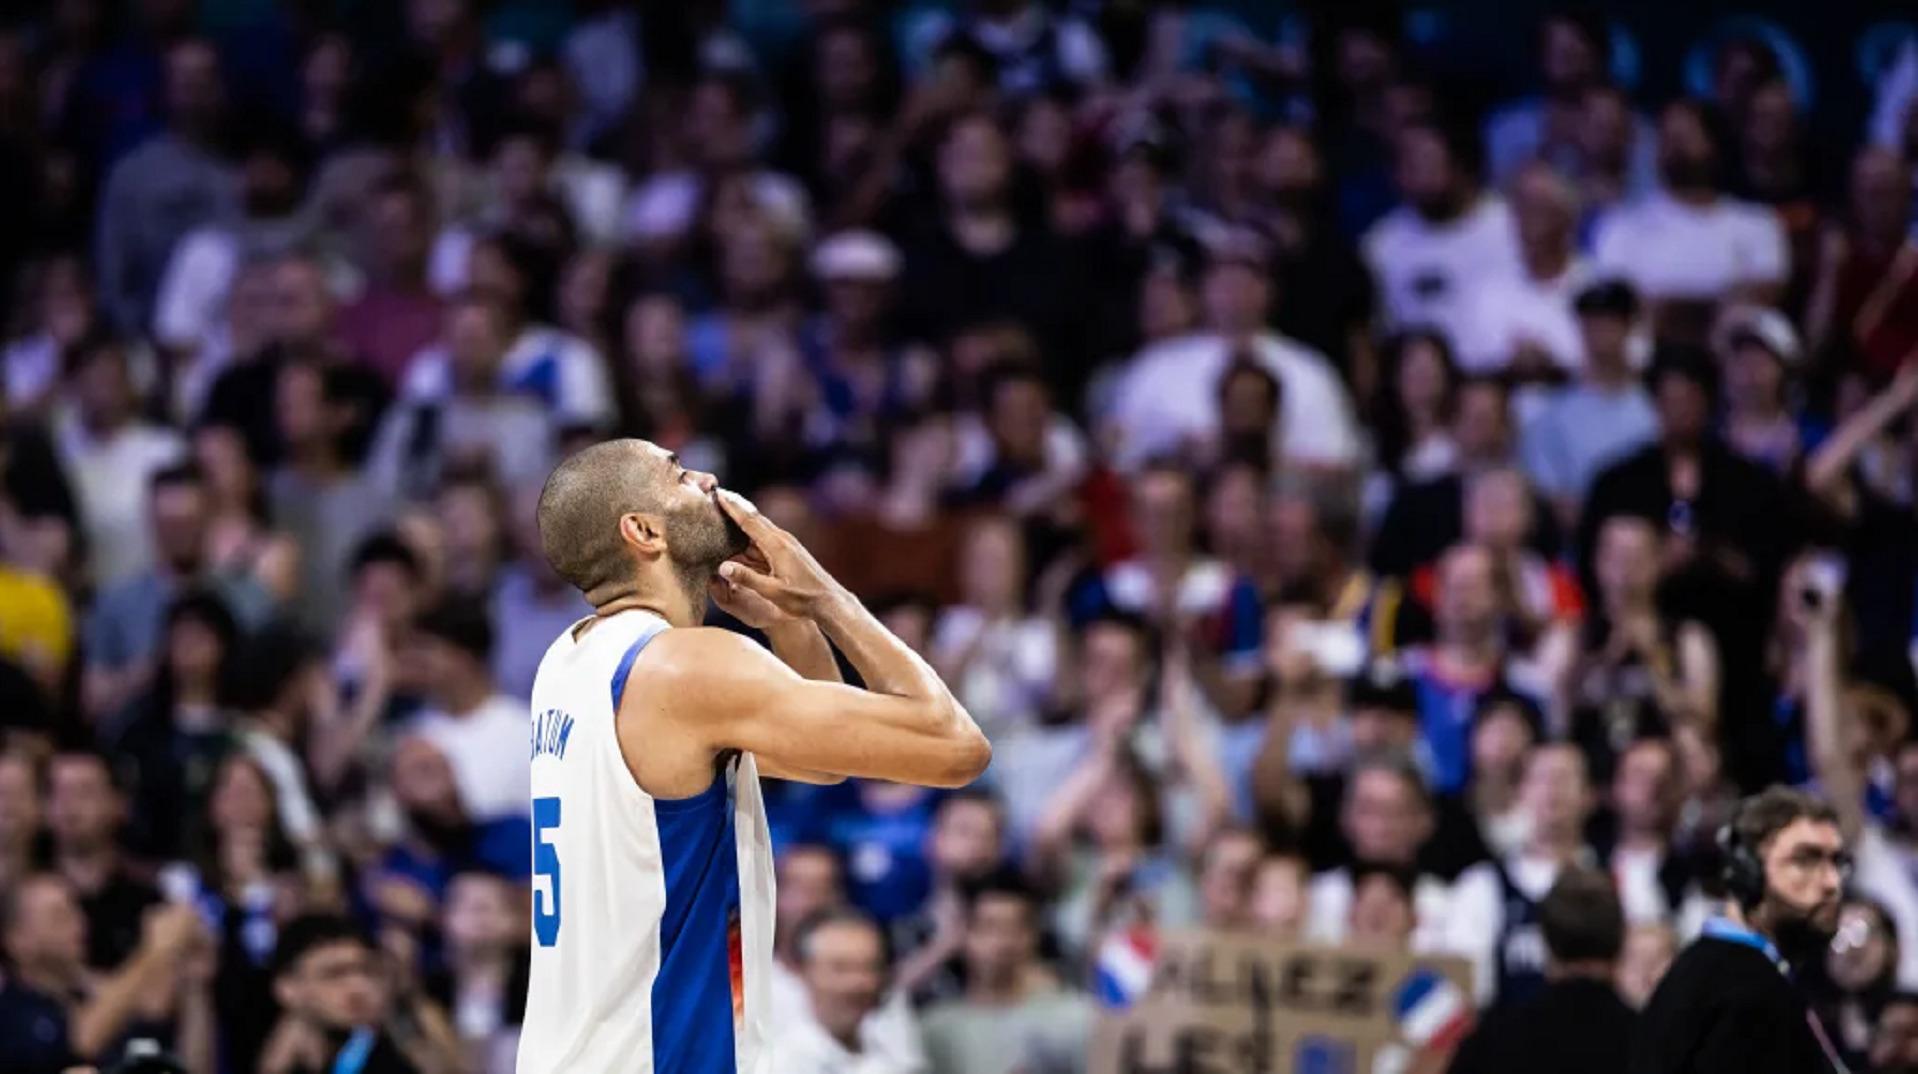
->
xmin=0 ymin=0 xmax=1917 ymax=1071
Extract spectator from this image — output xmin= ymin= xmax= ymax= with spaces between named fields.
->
xmin=54 ymin=336 xmax=186 ymax=587
xmin=1302 ymin=756 xmax=1452 ymax=949
xmin=1362 ymin=118 xmax=1522 ymax=352
xmin=193 ymin=422 xmax=301 ymax=604
xmin=894 ymin=791 xmax=1008 ymax=1004
xmin=1369 ymin=330 xmax=1463 ymax=489
xmin=1447 ymin=743 xmax=1598 ymax=1006
xmin=1520 ymin=279 xmax=1658 ymax=529
xmin=0 ymin=873 xmax=212 ymax=1070
xmin=774 ymin=845 xmax=847 ymax=985
xmin=0 ymin=752 xmax=39 ymax=891
xmin=1111 ymin=232 xmax=1361 ymax=471
xmin=930 ymin=516 xmax=1057 ymax=741
xmin=1593 ymin=99 xmax=1788 ymax=322
xmin=1617 ymin=922 xmax=1678 ymax=1010
xmin=377 ymin=736 xmax=529 ymax=916
xmin=408 ymin=599 xmax=529 ymax=823
xmin=95 ymin=38 xmax=237 ymax=333
xmin=779 ymin=907 xmax=927 ymax=1074
xmin=919 ymin=873 xmax=1093 ymax=1074
xmin=1818 ymin=897 xmax=1903 ymax=1070
xmin=3 ymin=253 xmax=105 ymax=416
xmin=946 ymin=363 xmax=1087 ymax=517
xmin=622 ymin=72 xmax=810 ymax=251
xmin=1248 ymin=849 xmax=1311 ymax=936
xmin=1254 ymin=124 xmax=1378 ymax=386
xmin=1447 ymin=866 xmax=1636 ymax=1074
xmin=1347 ymin=862 xmax=1419 ymax=949
xmin=262 ymin=915 xmax=434 ymax=1074
xmin=226 ymin=623 xmax=331 ymax=865
xmin=489 ymin=482 xmax=589 ymax=700
xmin=338 ymin=173 xmax=446 ymax=386
xmin=83 ymin=463 xmax=270 ymax=725
xmin=914 ymin=0 xmax=1107 ymax=99
xmin=1805 ymin=147 xmax=1917 ymax=383
xmin=367 ymin=291 xmax=558 ymax=500
xmin=43 ymin=750 xmax=158 ymax=971
xmin=1484 ymin=10 xmax=1654 ymax=189
xmin=1454 ymin=161 xmax=1590 ymax=376
xmin=1715 ymin=304 xmax=1806 ymax=474
xmin=426 ymin=872 xmax=529 ymax=1072
xmin=1597 ymin=737 xmax=1703 ymax=927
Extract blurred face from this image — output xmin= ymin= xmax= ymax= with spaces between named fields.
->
xmin=1219 ymin=369 xmax=1277 ymax=445
xmin=209 ymin=756 xmax=275 ymax=833
xmin=1653 ymin=374 xmax=1712 ymax=445
xmin=269 ymin=259 xmax=333 ymax=348
xmin=275 ymin=362 xmax=328 ymax=450
xmin=1139 ymin=266 xmax=1196 ymax=341
xmin=0 ymin=756 xmax=39 ymax=848
xmin=960 ymin=519 xmax=1023 ymax=613
xmin=151 ymin=478 xmax=210 ymax=572
xmin=776 ymin=848 xmax=843 ymax=934
xmin=1874 ymin=1002 xmax=1918 ymax=1074
xmin=1760 ymin=818 xmax=1846 ymax=937
xmin=5 ymin=877 xmax=86 ymax=971
xmin=1435 ymin=546 xmax=1498 ymax=638
xmin=1519 ymin=744 xmax=1590 ymax=836
xmin=939 ymin=116 xmax=1012 ymax=207
xmin=492 ymin=136 xmax=548 ymax=206
xmin=1471 ymin=706 xmax=1535 ymax=779
xmin=1540 ymin=18 xmax=1601 ymax=95
xmin=1255 ymin=127 xmax=1320 ymax=200
xmin=1613 ymin=740 xmax=1679 ymax=835
xmin=1464 ymin=471 xmax=1531 ymax=552
xmin=168 ymin=613 xmax=225 ymax=683
xmin=964 ymin=894 xmax=1035 ymax=983
xmin=720 ymin=225 xmax=792 ymax=303
xmin=1198 ymin=832 xmax=1261 ymax=927
xmin=802 ymin=920 xmax=886 ymax=1040
xmin=1511 ymin=164 xmax=1574 ymax=256
xmin=1394 ymin=127 xmax=1462 ymax=219
xmin=1351 ymin=705 xmax=1418 ymax=754
xmin=1017 ymin=97 xmax=1073 ymax=177
xmin=1345 ymin=769 xmax=1426 ymax=865
xmin=823 ymin=276 xmax=889 ymax=328
xmin=1205 ymin=466 xmax=1264 ymax=553
xmin=279 ymin=939 xmax=384 ymax=1031
xmin=353 ymin=561 xmax=419 ymax=629
xmin=444 ymin=874 xmax=516 ymax=953
xmin=438 ymin=482 xmax=500 ymax=564
xmin=689 ymin=82 xmax=752 ymax=167
xmin=1581 ymin=88 xmax=1632 ymax=165
xmin=1268 ymin=497 xmax=1321 ymax=584
xmin=416 ymin=634 xmax=482 ymax=701
xmin=447 ymin=301 xmax=510 ymax=383
xmin=368 ymin=190 xmax=432 ymax=276
xmin=1725 ymin=342 xmax=1784 ymax=414
xmin=1132 ymin=470 xmax=1195 ymax=561
xmin=194 ymin=424 xmax=252 ymax=503
xmin=73 ymin=347 xmax=133 ymax=427
xmin=1657 ymin=104 xmax=1717 ymax=191
xmin=1852 ymin=148 xmax=1912 ymax=241
xmin=1453 ymin=382 xmax=1510 ymax=462
xmin=1616 ymin=925 xmax=1676 ymax=1009
xmin=466 ymin=243 xmax=524 ymax=306
xmin=1595 ymin=516 xmax=1659 ymax=604
xmin=1745 ymin=80 xmax=1795 ymax=156
xmin=47 ymin=755 xmax=119 ymax=849
xmin=1249 ymin=856 xmax=1307 ymax=933
xmin=390 ymin=737 xmax=461 ymax=818
xmin=1079 ymin=623 xmax=1144 ymax=704
xmin=1827 ymin=902 xmax=1894 ymax=993
xmin=165 ymin=39 xmax=223 ymax=130
xmin=930 ymin=800 xmax=1002 ymax=880
xmin=626 ymin=294 xmax=687 ymax=369
xmin=1578 ymin=310 xmax=1632 ymax=368
xmin=1201 ymin=261 xmax=1270 ymax=334
xmin=816 ymin=26 xmax=878 ymax=109
xmin=1349 ymin=875 xmax=1415 ymax=945
xmin=987 ymin=378 xmax=1049 ymax=464
xmin=1396 ymin=338 xmax=1451 ymax=420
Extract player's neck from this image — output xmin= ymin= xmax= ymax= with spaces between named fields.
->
xmin=592 ymin=587 xmax=701 ymax=630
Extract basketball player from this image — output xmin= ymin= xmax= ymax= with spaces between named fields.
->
xmin=517 ymin=440 xmax=990 ymax=1074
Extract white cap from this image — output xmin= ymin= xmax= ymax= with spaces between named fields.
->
xmin=811 ymin=230 xmax=902 ymax=282
xmin=1713 ymin=304 xmax=1802 ymax=366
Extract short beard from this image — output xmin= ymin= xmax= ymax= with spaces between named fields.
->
xmin=668 ymin=499 xmax=751 ymax=610
xmin=1768 ymin=902 xmax=1839 ymax=965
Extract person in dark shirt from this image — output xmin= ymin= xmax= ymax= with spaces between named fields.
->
xmin=1448 ymin=865 xmax=1635 ymax=1074
xmin=261 ymin=915 xmax=424 ymax=1074
xmin=1630 ymin=786 xmax=1851 ymax=1074
xmin=44 ymin=750 xmax=159 ymax=971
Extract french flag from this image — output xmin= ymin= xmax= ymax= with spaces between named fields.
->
xmin=1391 ymin=969 xmax=1473 ymax=1052
xmin=1093 ymin=925 xmax=1159 ymax=1010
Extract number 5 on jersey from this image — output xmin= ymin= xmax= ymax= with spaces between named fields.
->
xmin=533 ymin=796 xmax=562 ymax=946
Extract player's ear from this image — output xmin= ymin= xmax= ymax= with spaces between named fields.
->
xmin=620 ymin=512 xmax=668 ymax=557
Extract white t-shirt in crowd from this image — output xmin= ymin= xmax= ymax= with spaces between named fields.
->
xmin=403 ymin=324 xmax=614 ymax=426
xmin=54 ymin=416 xmax=186 ymax=585
xmin=1852 ymin=823 xmax=1918 ymax=990
xmin=1452 ymin=259 xmax=1591 ymax=375
xmin=1107 ymin=331 xmax=1361 ymax=469
xmin=1361 ymin=194 xmax=1523 ymax=350
xmin=1445 ymin=849 xmax=1588 ymax=1006
xmin=412 ymin=693 xmax=534 ymax=821
xmin=770 ymin=963 xmax=928 ymax=1074
xmin=1592 ymin=190 xmax=1788 ymax=302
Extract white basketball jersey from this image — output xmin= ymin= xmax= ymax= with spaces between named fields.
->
xmin=517 ymin=610 xmax=776 ymax=1074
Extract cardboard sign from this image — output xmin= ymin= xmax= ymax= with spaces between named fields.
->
xmin=1090 ymin=930 xmax=1475 ymax=1074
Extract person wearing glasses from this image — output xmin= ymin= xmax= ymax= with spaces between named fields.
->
xmin=1629 ymin=785 xmax=1852 ymax=1074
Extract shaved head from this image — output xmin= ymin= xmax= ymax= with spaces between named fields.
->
xmin=537 ymin=439 xmax=746 ymax=607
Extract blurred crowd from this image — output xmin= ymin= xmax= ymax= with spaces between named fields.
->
xmin=1 ymin=0 xmax=1918 ymax=1072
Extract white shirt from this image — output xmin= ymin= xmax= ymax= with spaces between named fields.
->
xmin=929 ymin=608 xmax=1058 ymax=742
xmin=413 ymin=693 xmax=534 ymax=821
xmin=404 ymin=325 xmax=614 ymax=425
xmin=54 ymin=417 xmax=186 ymax=585
xmin=623 ymin=169 xmax=811 ymax=245
xmin=1305 ymin=867 xmax=1453 ymax=953
xmin=152 ymin=225 xmax=241 ymax=351
xmin=1361 ymin=195 xmax=1524 ymax=350
xmin=1445 ymin=851 xmax=1574 ymax=1005
xmin=770 ymin=971 xmax=928 ymax=1074
xmin=1852 ymin=823 xmax=1918 ymax=990
xmin=1108 ymin=331 xmax=1361 ymax=469
xmin=1592 ymin=190 xmax=1788 ymax=302
xmin=1452 ymin=259 xmax=1591 ymax=375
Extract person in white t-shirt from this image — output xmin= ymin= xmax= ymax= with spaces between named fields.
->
xmin=1592 ymin=100 xmax=1789 ymax=314
xmin=1454 ymin=162 xmax=1590 ymax=375
xmin=1361 ymin=119 xmax=1523 ymax=352
xmin=776 ymin=908 xmax=927 ymax=1074
xmin=408 ymin=599 xmax=531 ymax=823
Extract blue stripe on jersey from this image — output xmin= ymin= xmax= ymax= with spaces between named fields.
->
xmin=610 ymin=630 xmax=653 ymax=711
xmin=653 ymin=773 xmax=739 ymax=1074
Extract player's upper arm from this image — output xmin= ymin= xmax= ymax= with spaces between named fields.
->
xmin=646 ymin=629 xmax=990 ymax=788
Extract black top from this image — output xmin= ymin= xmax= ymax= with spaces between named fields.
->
xmin=1629 ymin=936 xmax=1837 ymax=1074
xmin=1448 ymin=977 xmax=1634 ymax=1074
xmin=0 ymin=978 xmax=75 ymax=1074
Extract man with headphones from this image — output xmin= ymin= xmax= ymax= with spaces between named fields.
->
xmin=1629 ymin=786 xmax=1852 ymax=1073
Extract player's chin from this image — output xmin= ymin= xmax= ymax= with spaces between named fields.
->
xmin=719 ymin=505 xmax=751 ymax=557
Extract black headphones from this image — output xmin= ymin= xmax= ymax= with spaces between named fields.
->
xmin=1716 ymin=816 xmax=1767 ymax=909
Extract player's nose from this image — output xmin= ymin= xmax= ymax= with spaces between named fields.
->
xmin=692 ymin=470 xmax=719 ymax=494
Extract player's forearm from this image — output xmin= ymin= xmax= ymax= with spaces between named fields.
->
xmin=767 ymin=619 xmax=843 ymax=683
xmin=814 ymin=590 xmax=980 ymax=738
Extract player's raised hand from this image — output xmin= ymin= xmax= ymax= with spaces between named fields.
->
xmin=714 ymin=489 xmax=845 ymax=619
